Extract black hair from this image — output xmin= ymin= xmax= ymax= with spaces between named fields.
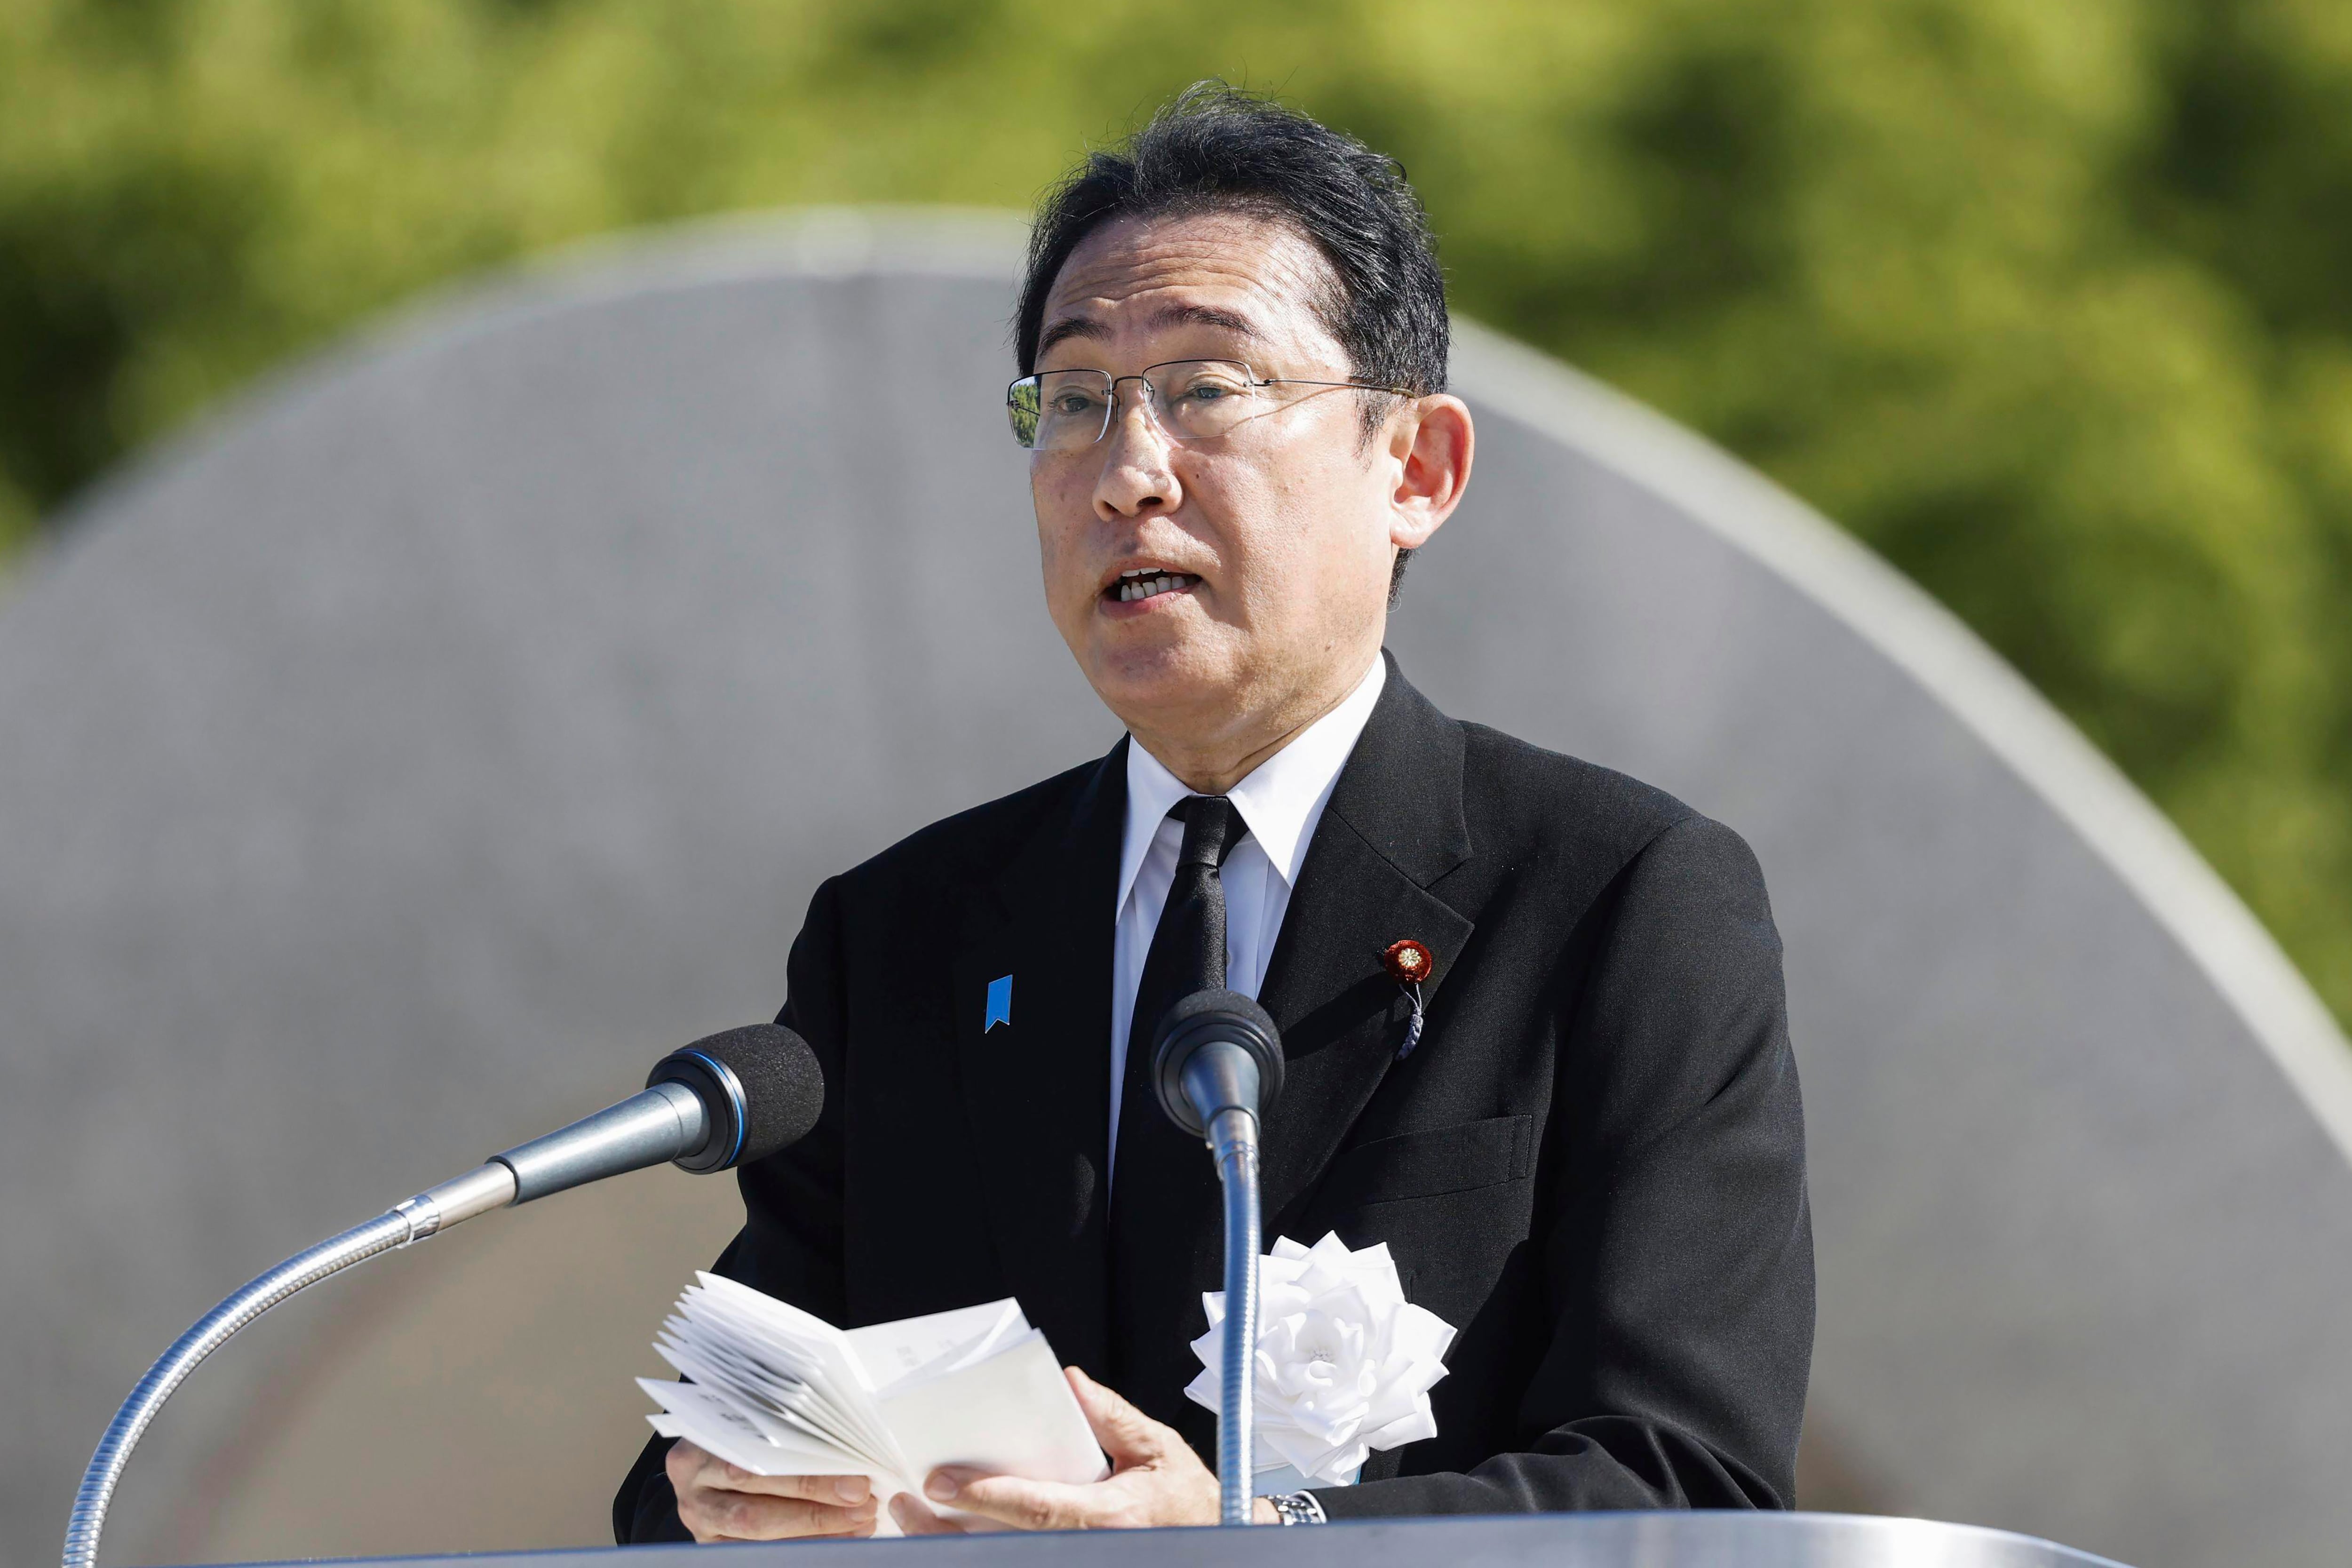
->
xmin=1017 ymin=82 xmax=1450 ymax=599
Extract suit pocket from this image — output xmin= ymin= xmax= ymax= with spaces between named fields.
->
xmin=1316 ymin=1115 xmax=1535 ymax=1209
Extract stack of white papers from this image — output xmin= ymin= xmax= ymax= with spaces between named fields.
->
xmin=639 ymin=1273 xmax=1107 ymax=1534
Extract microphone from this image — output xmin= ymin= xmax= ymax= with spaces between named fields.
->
xmin=404 ymin=1024 xmax=825 ymax=1232
xmin=1151 ymin=989 xmax=1285 ymax=1139
xmin=64 ymin=1023 xmax=824 ymax=1568
xmin=1151 ymin=990 xmax=1284 ymax=1526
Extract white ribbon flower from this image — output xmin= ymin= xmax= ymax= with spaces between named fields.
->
xmin=1184 ymin=1232 xmax=1456 ymax=1488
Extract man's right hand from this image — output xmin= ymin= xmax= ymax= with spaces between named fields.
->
xmin=666 ymin=1440 xmax=880 ymax=1541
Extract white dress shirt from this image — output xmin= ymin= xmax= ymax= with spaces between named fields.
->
xmin=1108 ymin=655 xmax=1387 ymax=1163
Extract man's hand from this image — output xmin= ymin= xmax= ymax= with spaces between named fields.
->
xmin=666 ymin=1441 xmax=879 ymax=1542
xmin=889 ymin=1367 xmax=1278 ymax=1533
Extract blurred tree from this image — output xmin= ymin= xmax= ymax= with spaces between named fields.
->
xmin=1 ymin=0 xmax=2346 ymax=1021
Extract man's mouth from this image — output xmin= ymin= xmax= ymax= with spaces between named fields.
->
xmin=1106 ymin=567 xmax=1201 ymax=605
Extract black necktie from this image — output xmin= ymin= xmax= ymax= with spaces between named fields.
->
xmin=1125 ymin=796 xmax=1246 ymax=1093
xmin=1107 ymin=795 xmax=1248 ymax=1422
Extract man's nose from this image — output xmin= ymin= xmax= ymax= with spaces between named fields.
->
xmin=1092 ymin=385 xmax=1182 ymax=519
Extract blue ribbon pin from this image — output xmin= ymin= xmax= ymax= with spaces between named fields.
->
xmin=984 ymin=974 xmax=1013 ymax=1033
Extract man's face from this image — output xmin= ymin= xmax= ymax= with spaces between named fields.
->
xmin=1029 ymin=211 xmax=1436 ymax=752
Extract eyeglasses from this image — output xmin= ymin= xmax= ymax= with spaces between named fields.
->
xmin=1005 ymin=358 xmax=1413 ymax=451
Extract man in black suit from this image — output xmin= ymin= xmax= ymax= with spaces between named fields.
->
xmin=616 ymin=83 xmax=1811 ymax=1542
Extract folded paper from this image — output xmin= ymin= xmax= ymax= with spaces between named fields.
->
xmin=638 ymin=1275 xmax=1105 ymax=1536
xmin=1184 ymin=1232 xmax=1456 ymax=1489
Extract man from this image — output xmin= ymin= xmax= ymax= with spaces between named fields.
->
xmin=615 ymin=83 xmax=1811 ymax=1541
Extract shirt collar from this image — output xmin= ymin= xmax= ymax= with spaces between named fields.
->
xmin=1117 ymin=655 xmax=1388 ymax=916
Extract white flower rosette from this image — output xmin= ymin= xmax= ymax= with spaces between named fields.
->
xmin=1184 ymin=1232 xmax=1456 ymax=1490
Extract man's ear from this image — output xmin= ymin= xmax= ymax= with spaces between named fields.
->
xmin=1388 ymin=395 xmax=1474 ymax=551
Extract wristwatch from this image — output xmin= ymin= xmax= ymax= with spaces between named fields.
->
xmin=1266 ymin=1490 xmax=1327 ymax=1526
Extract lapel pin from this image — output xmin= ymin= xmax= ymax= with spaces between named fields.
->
xmin=984 ymin=974 xmax=1013 ymax=1033
xmin=1382 ymin=939 xmax=1434 ymax=1060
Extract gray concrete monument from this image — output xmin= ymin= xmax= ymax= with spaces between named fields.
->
xmin=2 ymin=210 xmax=2347 ymax=1567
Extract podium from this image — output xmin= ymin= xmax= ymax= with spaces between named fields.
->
xmin=197 ymin=1513 xmax=2128 ymax=1567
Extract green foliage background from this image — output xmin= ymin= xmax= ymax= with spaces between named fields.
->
xmin=5 ymin=0 xmax=2349 ymax=1023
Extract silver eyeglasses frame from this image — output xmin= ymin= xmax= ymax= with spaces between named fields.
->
xmin=1006 ymin=358 xmax=1414 ymax=451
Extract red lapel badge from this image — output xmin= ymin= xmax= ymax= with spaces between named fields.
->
xmin=1382 ymin=938 xmax=1435 ymax=1060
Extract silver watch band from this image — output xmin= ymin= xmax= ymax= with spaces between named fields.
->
xmin=1267 ymin=1490 xmax=1327 ymax=1526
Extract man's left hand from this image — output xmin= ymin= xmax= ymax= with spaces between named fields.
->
xmin=890 ymin=1366 xmax=1277 ymax=1532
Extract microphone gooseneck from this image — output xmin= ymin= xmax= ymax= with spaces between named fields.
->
xmin=1151 ymin=989 xmax=1284 ymax=1526
xmin=63 ymin=1023 xmax=822 ymax=1568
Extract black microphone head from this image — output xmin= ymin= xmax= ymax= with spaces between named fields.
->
xmin=1151 ymin=989 xmax=1284 ymax=1138
xmin=648 ymin=1024 xmax=824 ymax=1173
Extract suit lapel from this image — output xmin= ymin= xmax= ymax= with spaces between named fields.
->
xmin=951 ymin=741 xmax=1125 ymax=1381
xmin=1257 ymin=659 xmax=1476 ymax=1229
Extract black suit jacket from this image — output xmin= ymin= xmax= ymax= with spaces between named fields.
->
xmin=616 ymin=657 xmax=1812 ymax=1538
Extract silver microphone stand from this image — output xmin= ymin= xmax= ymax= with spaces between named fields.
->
xmin=61 ymin=1080 xmax=712 ymax=1568
xmin=1206 ymin=1104 xmax=1265 ymax=1525
xmin=60 ymin=1164 xmax=516 ymax=1568
xmin=1152 ymin=991 xmax=1285 ymax=1527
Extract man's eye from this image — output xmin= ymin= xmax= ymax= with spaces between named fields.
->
xmin=1049 ymin=392 xmax=1104 ymax=416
